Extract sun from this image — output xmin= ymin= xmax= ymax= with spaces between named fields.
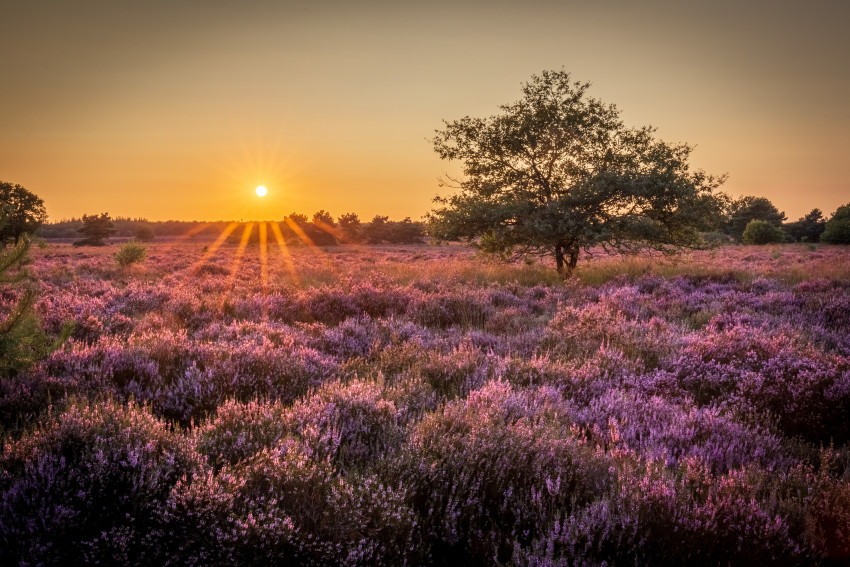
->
xmin=255 ymin=185 xmax=267 ymax=197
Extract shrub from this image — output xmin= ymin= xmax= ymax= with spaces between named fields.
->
xmin=115 ymin=241 xmax=147 ymax=267
xmin=0 ymin=399 xmax=205 ymax=565
xmin=194 ymin=398 xmax=290 ymax=470
xmin=742 ymin=219 xmax=785 ymax=244
xmin=287 ymin=380 xmax=403 ymax=473
xmin=159 ymin=442 xmax=418 ymax=566
xmin=398 ymin=382 xmax=613 ymax=564
xmin=517 ymin=459 xmax=806 ymax=566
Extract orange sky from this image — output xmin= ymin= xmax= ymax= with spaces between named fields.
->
xmin=1 ymin=0 xmax=848 ymax=222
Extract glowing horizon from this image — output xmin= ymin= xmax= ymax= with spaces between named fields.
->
xmin=1 ymin=1 xmax=848 ymax=223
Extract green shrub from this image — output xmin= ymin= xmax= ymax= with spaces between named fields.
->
xmin=114 ymin=241 xmax=147 ymax=267
xmin=742 ymin=219 xmax=785 ymax=244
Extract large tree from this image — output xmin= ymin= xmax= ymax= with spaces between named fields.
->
xmin=0 ymin=181 xmax=48 ymax=246
xmin=427 ymin=70 xmax=726 ymax=274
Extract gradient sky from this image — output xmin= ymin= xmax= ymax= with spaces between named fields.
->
xmin=1 ymin=0 xmax=848 ymax=222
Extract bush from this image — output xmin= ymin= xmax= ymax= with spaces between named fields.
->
xmin=398 ymin=382 xmax=613 ymax=564
xmin=0 ymin=400 xmax=205 ymax=565
xmin=115 ymin=241 xmax=147 ymax=267
xmin=160 ymin=442 xmax=418 ymax=566
xmin=742 ymin=219 xmax=786 ymax=244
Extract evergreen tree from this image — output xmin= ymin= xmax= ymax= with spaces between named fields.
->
xmin=0 ymin=215 xmax=71 ymax=378
xmin=74 ymin=213 xmax=116 ymax=246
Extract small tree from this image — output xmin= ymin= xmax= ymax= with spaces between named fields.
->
xmin=337 ymin=213 xmax=362 ymax=243
xmin=74 ymin=213 xmax=116 ymax=246
xmin=428 ymin=70 xmax=726 ymax=274
xmin=821 ymin=204 xmax=850 ymax=244
xmin=741 ymin=219 xmax=785 ymax=244
xmin=0 ymin=181 xmax=48 ymax=246
xmin=363 ymin=215 xmax=390 ymax=244
xmin=312 ymin=210 xmax=335 ymax=227
xmin=0 ymin=214 xmax=71 ymax=378
xmin=726 ymin=196 xmax=786 ymax=241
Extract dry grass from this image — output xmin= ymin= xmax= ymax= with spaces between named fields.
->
xmin=33 ymin=240 xmax=850 ymax=289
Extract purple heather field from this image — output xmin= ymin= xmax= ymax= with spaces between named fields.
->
xmin=2 ymin=240 xmax=850 ymax=566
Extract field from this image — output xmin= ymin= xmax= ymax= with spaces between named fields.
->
xmin=2 ymin=240 xmax=850 ymax=565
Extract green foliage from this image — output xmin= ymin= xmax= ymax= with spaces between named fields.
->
xmin=74 ymin=212 xmax=116 ymax=246
xmin=742 ymin=219 xmax=786 ymax=244
xmin=785 ymin=208 xmax=826 ymax=242
xmin=820 ymin=204 xmax=850 ymax=244
xmin=114 ymin=241 xmax=147 ymax=267
xmin=727 ymin=196 xmax=786 ymax=241
xmin=427 ymin=70 xmax=726 ymax=274
xmin=0 ymin=181 xmax=47 ymax=247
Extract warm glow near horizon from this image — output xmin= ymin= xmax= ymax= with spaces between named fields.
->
xmin=1 ymin=1 xmax=848 ymax=223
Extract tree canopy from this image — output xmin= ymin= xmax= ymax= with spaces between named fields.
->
xmin=74 ymin=213 xmax=116 ymax=246
xmin=427 ymin=70 xmax=726 ymax=273
xmin=784 ymin=208 xmax=826 ymax=243
xmin=821 ymin=204 xmax=850 ymax=244
xmin=0 ymin=181 xmax=47 ymax=246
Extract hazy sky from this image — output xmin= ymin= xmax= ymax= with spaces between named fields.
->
xmin=1 ymin=0 xmax=848 ymax=222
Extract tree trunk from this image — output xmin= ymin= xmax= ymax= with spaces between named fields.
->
xmin=568 ymin=248 xmax=579 ymax=270
xmin=555 ymin=245 xmax=580 ymax=276
xmin=554 ymin=244 xmax=565 ymax=275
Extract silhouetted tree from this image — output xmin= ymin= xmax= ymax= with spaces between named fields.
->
xmin=386 ymin=218 xmax=425 ymax=244
xmin=74 ymin=213 xmax=116 ymax=246
xmin=337 ymin=213 xmax=362 ymax=243
xmin=287 ymin=212 xmax=309 ymax=226
xmin=726 ymin=196 xmax=786 ymax=242
xmin=0 ymin=181 xmax=47 ymax=246
xmin=312 ymin=210 xmax=335 ymax=227
xmin=363 ymin=215 xmax=390 ymax=244
xmin=427 ymin=70 xmax=726 ymax=274
xmin=821 ymin=204 xmax=850 ymax=244
xmin=784 ymin=209 xmax=826 ymax=242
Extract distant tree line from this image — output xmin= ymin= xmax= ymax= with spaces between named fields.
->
xmin=4 ymin=177 xmax=850 ymax=251
xmin=722 ymin=195 xmax=849 ymax=244
xmin=35 ymin=211 xmax=426 ymax=246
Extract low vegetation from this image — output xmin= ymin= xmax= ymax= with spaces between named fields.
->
xmin=1 ymin=240 xmax=849 ymax=565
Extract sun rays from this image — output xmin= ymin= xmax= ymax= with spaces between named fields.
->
xmin=177 ymin=215 xmax=344 ymax=311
